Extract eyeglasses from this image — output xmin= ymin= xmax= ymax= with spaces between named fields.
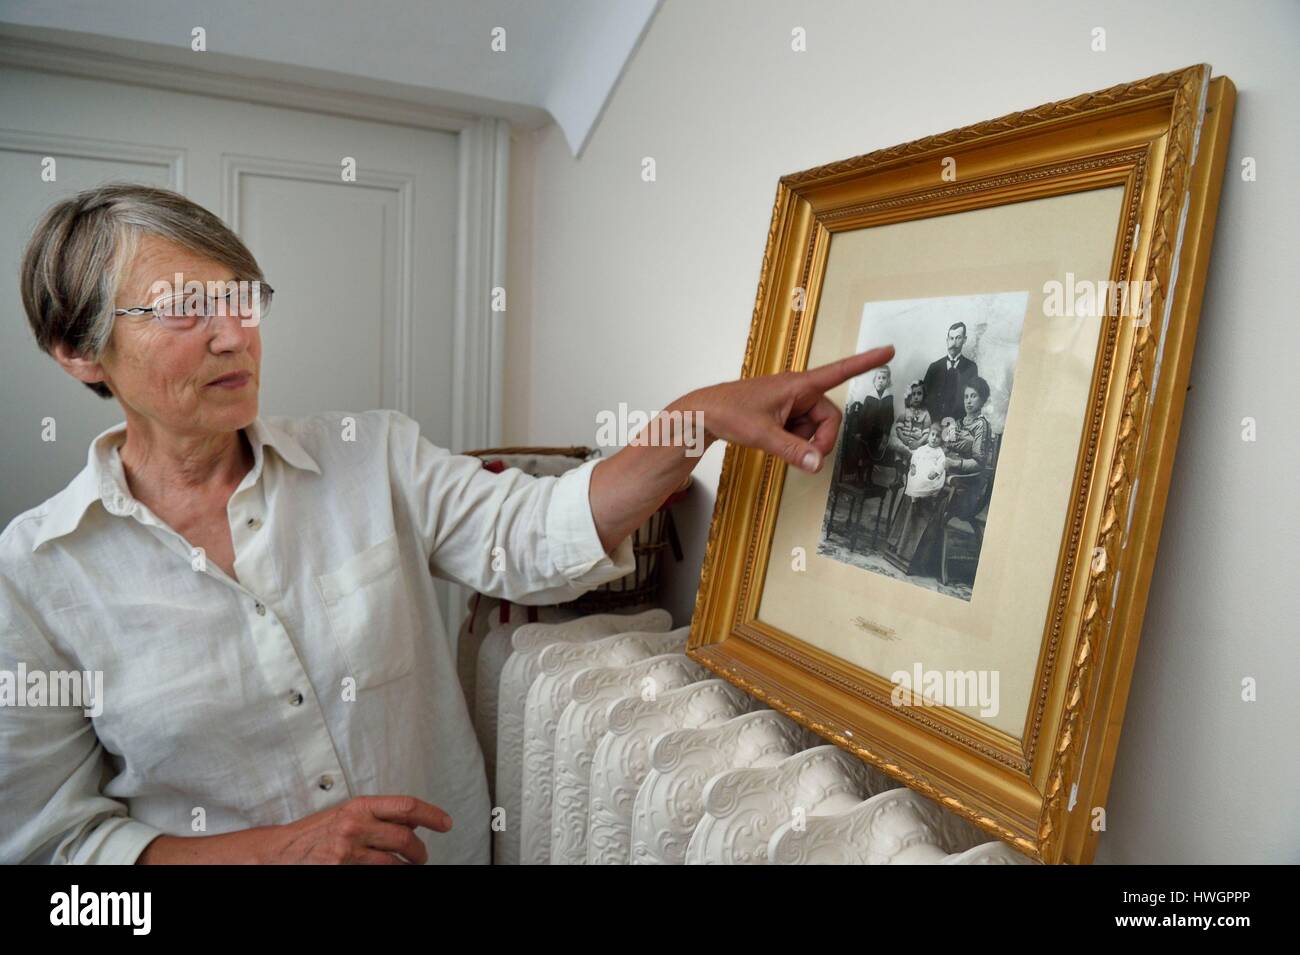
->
xmin=113 ymin=281 xmax=275 ymax=331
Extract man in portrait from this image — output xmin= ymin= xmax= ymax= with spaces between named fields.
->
xmin=922 ymin=321 xmax=978 ymax=424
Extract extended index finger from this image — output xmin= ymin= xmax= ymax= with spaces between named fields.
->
xmin=802 ymin=345 xmax=895 ymax=393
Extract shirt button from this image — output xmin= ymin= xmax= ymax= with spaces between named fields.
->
xmin=319 ymin=775 xmax=334 ymax=791
xmin=246 ymin=517 xmax=262 ymax=530
xmin=288 ymin=690 xmax=304 ymax=706
xmin=254 ymin=601 xmax=266 ymax=616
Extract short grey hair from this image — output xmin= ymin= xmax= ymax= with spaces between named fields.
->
xmin=19 ymin=182 xmax=264 ymax=399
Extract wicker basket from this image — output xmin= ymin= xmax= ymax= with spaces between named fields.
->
xmin=463 ymin=445 xmax=689 ymax=613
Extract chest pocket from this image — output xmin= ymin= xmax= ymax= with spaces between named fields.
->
xmin=316 ymin=534 xmax=417 ymax=689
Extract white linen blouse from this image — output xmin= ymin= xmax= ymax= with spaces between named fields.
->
xmin=0 ymin=409 xmax=635 ymax=864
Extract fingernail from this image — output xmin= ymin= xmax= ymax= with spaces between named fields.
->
xmin=801 ymin=449 xmax=820 ymax=472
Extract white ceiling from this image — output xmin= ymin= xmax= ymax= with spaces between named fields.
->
xmin=0 ymin=0 xmax=662 ymax=155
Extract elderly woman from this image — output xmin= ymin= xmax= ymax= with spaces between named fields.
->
xmin=0 ymin=183 xmax=891 ymax=864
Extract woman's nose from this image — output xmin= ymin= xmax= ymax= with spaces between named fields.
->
xmin=208 ymin=312 xmax=256 ymax=349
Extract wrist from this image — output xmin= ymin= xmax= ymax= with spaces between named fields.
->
xmin=664 ymin=393 xmax=717 ymax=455
xmin=137 ymin=826 xmax=277 ymax=864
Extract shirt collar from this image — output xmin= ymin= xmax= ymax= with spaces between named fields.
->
xmin=29 ymin=415 xmax=320 ymax=553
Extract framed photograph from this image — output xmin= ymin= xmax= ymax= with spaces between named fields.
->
xmin=687 ymin=65 xmax=1235 ymax=863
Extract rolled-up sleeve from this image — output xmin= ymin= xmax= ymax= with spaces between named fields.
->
xmin=0 ymin=594 xmax=165 ymax=864
xmin=545 ymin=458 xmax=637 ymax=581
xmin=388 ymin=411 xmax=636 ymax=604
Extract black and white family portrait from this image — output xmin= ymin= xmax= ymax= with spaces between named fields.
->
xmin=817 ymin=292 xmax=1030 ymax=601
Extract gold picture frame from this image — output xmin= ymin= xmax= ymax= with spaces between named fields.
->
xmin=686 ymin=65 xmax=1235 ymax=864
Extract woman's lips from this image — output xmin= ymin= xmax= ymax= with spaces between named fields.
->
xmin=207 ymin=371 xmax=252 ymax=389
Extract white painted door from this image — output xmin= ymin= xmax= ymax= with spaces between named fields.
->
xmin=1 ymin=64 xmax=465 ymax=626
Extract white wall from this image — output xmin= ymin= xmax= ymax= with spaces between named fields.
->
xmin=505 ymin=0 xmax=1300 ymax=863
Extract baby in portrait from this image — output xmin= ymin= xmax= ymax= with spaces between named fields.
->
xmin=905 ymin=422 xmax=947 ymax=498
xmin=939 ymin=416 xmax=959 ymax=445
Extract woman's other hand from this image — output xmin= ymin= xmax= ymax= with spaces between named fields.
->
xmin=258 ymin=794 xmax=451 ymax=864
xmin=138 ymin=795 xmax=452 ymax=864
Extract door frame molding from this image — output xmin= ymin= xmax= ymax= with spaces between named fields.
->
xmin=0 ymin=31 xmax=506 ymax=134
xmin=454 ymin=118 xmax=510 ymax=452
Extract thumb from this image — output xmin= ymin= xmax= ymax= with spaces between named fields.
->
xmin=755 ymin=418 xmax=824 ymax=474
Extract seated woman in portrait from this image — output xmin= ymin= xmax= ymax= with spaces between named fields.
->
xmin=944 ymin=376 xmax=995 ymax=523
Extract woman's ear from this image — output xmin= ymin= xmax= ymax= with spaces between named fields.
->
xmin=52 ymin=342 xmax=109 ymax=388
